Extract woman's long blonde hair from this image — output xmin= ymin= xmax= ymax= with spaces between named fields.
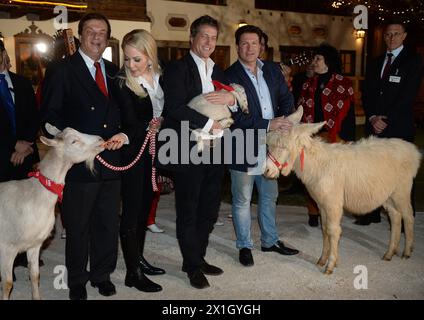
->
xmin=118 ymin=29 xmax=161 ymax=98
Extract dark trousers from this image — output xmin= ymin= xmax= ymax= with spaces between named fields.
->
xmin=174 ymin=163 xmax=224 ymax=274
xmin=62 ymin=180 xmax=121 ymax=287
xmin=120 ymin=153 xmax=154 ymax=253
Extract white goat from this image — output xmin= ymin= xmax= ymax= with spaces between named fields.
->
xmin=264 ymin=107 xmax=422 ymax=274
xmin=188 ymin=83 xmax=249 ymax=128
xmin=0 ymin=124 xmax=104 ymax=299
xmin=188 ymin=83 xmax=249 ymax=151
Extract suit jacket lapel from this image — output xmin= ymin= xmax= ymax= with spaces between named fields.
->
xmin=262 ymin=63 xmax=277 ymax=113
xmin=185 ymin=54 xmax=202 ymax=95
xmin=8 ymin=72 xmax=19 ymax=108
xmin=70 ymin=52 xmax=109 ymax=102
xmin=235 ymin=61 xmax=262 ymax=115
xmin=389 ymin=47 xmax=407 ymax=74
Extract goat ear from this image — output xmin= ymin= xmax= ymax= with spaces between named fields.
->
xmin=40 ymin=136 xmax=58 ymax=147
xmin=45 ymin=123 xmax=62 ymax=137
xmin=286 ymin=106 xmax=303 ymax=124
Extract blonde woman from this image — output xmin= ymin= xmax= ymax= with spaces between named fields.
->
xmin=115 ymin=29 xmax=164 ymax=292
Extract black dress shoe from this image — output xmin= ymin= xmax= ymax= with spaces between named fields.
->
xmin=91 ymin=280 xmax=116 ymax=297
xmin=69 ymin=284 xmax=87 ymax=300
xmin=200 ymin=261 xmax=223 ymax=276
xmin=139 ymin=256 xmax=166 ymax=276
xmin=125 ymin=269 xmax=162 ymax=293
xmin=239 ymin=248 xmax=254 ymax=267
xmin=188 ymin=270 xmax=210 ymax=289
xmin=308 ymin=215 xmax=319 ymax=227
xmin=261 ymin=241 xmax=299 ymax=255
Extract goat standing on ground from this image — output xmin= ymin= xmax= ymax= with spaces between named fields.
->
xmin=0 ymin=124 xmax=104 ymax=299
xmin=264 ymin=107 xmax=422 ymax=274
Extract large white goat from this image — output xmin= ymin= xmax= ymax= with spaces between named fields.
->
xmin=264 ymin=107 xmax=422 ymax=274
xmin=0 ymin=124 xmax=104 ymax=299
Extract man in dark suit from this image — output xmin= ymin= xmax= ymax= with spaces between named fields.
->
xmin=358 ymin=21 xmax=423 ymax=225
xmin=225 ymin=25 xmax=299 ymax=267
xmin=0 ymin=40 xmax=39 ymax=183
xmin=41 ymin=13 xmax=127 ymax=300
xmin=159 ymin=15 xmax=236 ymax=289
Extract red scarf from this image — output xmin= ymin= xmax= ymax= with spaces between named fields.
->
xmin=28 ymin=171 xmax=64 ymax=203
xmin=298 ymin=73 xmax=354 ymax=142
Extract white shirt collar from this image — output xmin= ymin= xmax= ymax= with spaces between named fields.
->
xmin=190 ymin=50 xmax=215 ymax=74
xmin=79 ymin=48 xmax=104 ymax=68
xmin=387 ymin=45 xmax=404 ymax=59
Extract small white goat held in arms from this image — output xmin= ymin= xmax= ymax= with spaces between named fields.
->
xmin=265 ymin=107 xmax=422 ymax=274
xmin=187 ymin=82 xmax=249 ymax=151
xmin=0 ymin=124 xmax=105 ymax=299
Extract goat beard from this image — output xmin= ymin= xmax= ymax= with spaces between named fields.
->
xmin=85 ymin=156 xmax=96 ymax=175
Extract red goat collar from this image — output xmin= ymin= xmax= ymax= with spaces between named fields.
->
xmin=28 ymin=170 xmax=64 ymax=203
xmin=267 ymin=148 xmax=304 ymax=172
xmin=212 ymin=80 xmax=234 ymax=92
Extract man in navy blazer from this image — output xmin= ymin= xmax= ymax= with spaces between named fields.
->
xmin=358 ymin=21 xmax=423 ymax=225
xmin=0 ymin=40 xmax=39 ymax=182
xmin=41 ymin=13 xmax=127 ymax=300
xmin=225 ymin=25 xmax=299 ymax=267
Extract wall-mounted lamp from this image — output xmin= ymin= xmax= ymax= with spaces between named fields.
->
xmin=0 ymin=32 xmax=4 ymax=42
xmin=238 ymin=20 xmax=248 ymax=28
xmin=355 ymin=29 xmax=366 ymax=39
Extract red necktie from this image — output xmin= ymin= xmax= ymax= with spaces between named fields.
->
xmin=94 ymin=62 xmax=108 ymax=97
xmin=381 ymin=53 xmax=393 ymax=80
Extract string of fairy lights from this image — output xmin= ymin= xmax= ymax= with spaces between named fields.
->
xmin=331 ymin=0 xmax=424 ymax=25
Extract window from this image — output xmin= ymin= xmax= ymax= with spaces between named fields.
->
xmin=340 ymin=50 xmax=356 ymax=76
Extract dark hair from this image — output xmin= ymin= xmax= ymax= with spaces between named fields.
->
xmin=78 ymin=13 xmax=111 ymax=39
xmin=0 ymin=39 xmax=4 ymax=52
xmin=235 ymin=25 xmax=263 ymax=45
xmin=190 ymin=15 xmax=219 ymax=39
xmin=384 ymin=18 xmax=407 ymax=32
xmin=314 ymin=43 xmax=342 ymax=74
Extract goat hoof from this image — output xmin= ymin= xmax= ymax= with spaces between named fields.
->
xmin=382 ymin=254 xmax=392 ymax=261
xmin=324 ymin=269 xmax=333 ymax=275
xmin=402 ymin=253 xmax=411 ymax=259
xmin=317 ymin=259 xmax=326 ymax=267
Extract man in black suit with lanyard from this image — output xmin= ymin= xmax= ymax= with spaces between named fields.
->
xmin=159 ymin=15 xmax=238 ymax=289
xmin=358 ymin=21 xmax=423 ymax=225
xmin=41 ymin=13 xmax=127 ymax=300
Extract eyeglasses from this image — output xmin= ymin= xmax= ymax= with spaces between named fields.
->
xmin=384 ymin=32 xmax=404 ymax=38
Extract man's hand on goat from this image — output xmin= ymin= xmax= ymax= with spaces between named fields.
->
xmin=269 ymin=116 xmax=293 ymax=133
xmin=204 ymin=91 xmax=235 ymax=106
xmin=10 ymin=148 xmax=33 ymax=166
xmin=15 ymin=140 xmax=33 ymax=154
xmin=210 ymin=120 xmax=224 ymax=135
xmin=104 ymin=133 xmax=127 ymax=150
xmin=370 ymin=115 xmax=388 ymax=134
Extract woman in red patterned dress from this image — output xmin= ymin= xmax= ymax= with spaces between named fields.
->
xmin=297 ymin=43 xmax=356 ymax=227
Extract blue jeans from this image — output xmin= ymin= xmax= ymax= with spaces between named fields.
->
xmin=230 ymin=169 xmax=279 ymax=249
